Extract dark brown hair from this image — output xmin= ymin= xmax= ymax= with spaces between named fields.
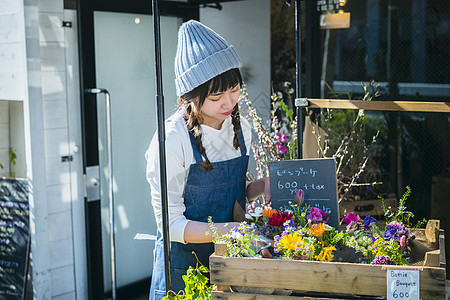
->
xmin=178 ymin=68 xmax=243 ymax=170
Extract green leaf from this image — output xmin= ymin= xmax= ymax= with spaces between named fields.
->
xmin=198 ymin=265 xmax=209 ymax=273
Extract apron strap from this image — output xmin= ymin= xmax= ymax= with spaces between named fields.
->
xmin=186 ymin=125 xmax=205 ymax=164
xmin=236 ymin=127 xmax=247 ymax=156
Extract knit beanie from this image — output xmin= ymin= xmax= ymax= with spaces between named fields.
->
xmin=174 ymin=20 xmax=242 ymax=97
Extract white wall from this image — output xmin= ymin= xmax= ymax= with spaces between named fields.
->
xmin=1 ymin=0 xmax=86 ymax=298
xmin=0 ymin=0 xmax=28 ymax=179
xmin=38 ymin=1 xmax=86 ymax=299
xmin=200 ymin=0 xmax=271 ymax=176
xmin=0 ymin=0 xmax=27 ymax=101
xmin=23 ymin=0 xmax=52 ymax=298
xmin=0 ymin=100 xmax=10 ymax=177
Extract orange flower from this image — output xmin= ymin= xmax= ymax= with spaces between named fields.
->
xmin=310 ymin=223 xmax=325 ymax=237
xmin=263 ymin=208 xmax=277 ymax=219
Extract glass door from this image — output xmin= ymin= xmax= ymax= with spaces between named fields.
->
xmin=93 ymin=11 xmax=180 ymax=292
xmin=77 ymin=1 xmax=195 ymax=296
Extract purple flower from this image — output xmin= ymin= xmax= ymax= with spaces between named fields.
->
xmin=383 ymin=221 xmax=410 ymax=241
xmin=342 ymin=212 xmax=361 ymax=230
xmin=307 ymin=207 xmax=329 ymax=223
xmin=363 ymin=214 xmax=377 ymax=231
xmin=371 ymin=255 xmax=395 ymax=265
xmin=283 ymin=219 xmax=295 ymax=231
xmin=294 ymin=189 xmax=305 ymax=206
xmin=342 ymin=212 xmax=360 ymax=225
xmin=279 ymin=146 xmax=287 ymax=154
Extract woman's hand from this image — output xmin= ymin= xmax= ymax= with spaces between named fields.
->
xmin=246 ymin=176 xmax=271 ymax=204
xmin=184 ymin=221 xmax=239 ymax=244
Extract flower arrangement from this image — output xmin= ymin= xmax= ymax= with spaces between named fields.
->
xmin=271 ymin=205 xmax=345 ymax=262
xmin=209 ymin=190 xmax=345 ymax=263
xmin=209 ymin=186 xmax=426 ymax=267
xmin=340 ymin=186 xmax=426 ymax=265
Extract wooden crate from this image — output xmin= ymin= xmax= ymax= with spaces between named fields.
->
xmin=210 ymin=220 xmax=446 ymax=299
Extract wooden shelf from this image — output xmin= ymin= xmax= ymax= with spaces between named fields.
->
xmin=307 ymin=99 xmax=450 ymax=113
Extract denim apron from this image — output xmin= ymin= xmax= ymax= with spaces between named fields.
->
xmin=149 ymin=123 xmax=249 ymax=299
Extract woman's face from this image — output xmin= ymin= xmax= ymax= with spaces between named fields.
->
xmin=199 ymin=84 xmax=240 ymax=130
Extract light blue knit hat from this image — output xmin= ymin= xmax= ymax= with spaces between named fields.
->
xmin=174 ymin=20 xmax=242 ymax=97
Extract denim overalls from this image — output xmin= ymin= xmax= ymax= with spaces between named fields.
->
xmin=149 ymin=123 xmax=249 ymax=299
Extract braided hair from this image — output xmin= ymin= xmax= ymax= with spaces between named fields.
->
xmin=178 ymin=68 xmax=243 ymax=170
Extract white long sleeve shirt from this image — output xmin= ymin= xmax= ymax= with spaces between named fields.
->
xmin=145 ymin=108 xmax=252 ymax=243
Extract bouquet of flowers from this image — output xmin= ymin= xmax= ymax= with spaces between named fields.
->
xmin=271 ymin=205 xmax=345 ymax=262
xmin=210 ymin=190 xmax=345 ymax=262
xmin=209 ymin=186 xmax=425 ymax=266
xmin=341 ymin=186 xmax=426 ymax=265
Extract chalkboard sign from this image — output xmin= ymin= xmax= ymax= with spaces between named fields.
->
xmin=269 ymin=158 xmax=340 ymax=229
xmin=0 ymin=178 xmax=30 ymax=300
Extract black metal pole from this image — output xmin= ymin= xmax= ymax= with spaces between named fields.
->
xmin=152 ymin=0 xmax=171 ymax=293
xmin=295 ymin=0 xmax=307 ymax=159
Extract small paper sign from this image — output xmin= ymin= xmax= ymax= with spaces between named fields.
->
xmin=386 ymin=269 xmax=419 ymax=300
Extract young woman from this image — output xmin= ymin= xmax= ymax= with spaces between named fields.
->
xmin=146 ymin=20 xmax=270 ymax=299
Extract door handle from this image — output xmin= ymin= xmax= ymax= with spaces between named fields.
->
xmin=86 ymin=165 xmax=100 ymax=202
xmin=85 ymin=88 xmax=117 ymax=300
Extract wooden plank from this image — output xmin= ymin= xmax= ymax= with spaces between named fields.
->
xmin=210 ymin=255 xmax=445 ymax=299
xmin=425 ymin=220 xmax=440 ymax=245
xmin=214 ymin=242 xmax=228 ymax=256
xmin=424 ymin=250 xmax=441 ymax=267
xmin=439 ymin=230 xmax=446 ymax=268
xmin=212 ymin=290 xmax=343 ymax=300
xmin=307 ymin=99 xmax=450 ymax=113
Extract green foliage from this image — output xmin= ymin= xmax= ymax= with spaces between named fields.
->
xmin=372 ymin=235 xmax=409 ymax=265
xmin=163 ymin=255 xmax=215 ymax=300
xmin=0 ymin=147 xmax=17 ymax=178
xmin=206 ymin=216 xmax=258 ymax=258
xmin=9 ymin=147 xmax=16 ymax=178
xmin=281 ymin=202 xmax=309 ymax=228
xmin=380 ymin=186 xmax=425 ymax=227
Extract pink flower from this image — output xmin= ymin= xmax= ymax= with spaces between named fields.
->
xmin=279 ymin=146 xmax=287 ymax=154
xmin=342 ymin=212 xmax=360 ymax=229
xmin=307 ymin=207 xmax=329 ymax=223
xmin=294 ymin=189 xmax=304 ymax=205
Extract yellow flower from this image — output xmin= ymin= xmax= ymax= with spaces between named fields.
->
xmin=371 ymin=233 xmax=385 ymax=255
xmin=316 ymin=246 xmax=336 ymax=262
xmin=279 ymin=233 xmax=304 ymax=251
xmin=310 ymin=223 xmax=325 ymax=237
